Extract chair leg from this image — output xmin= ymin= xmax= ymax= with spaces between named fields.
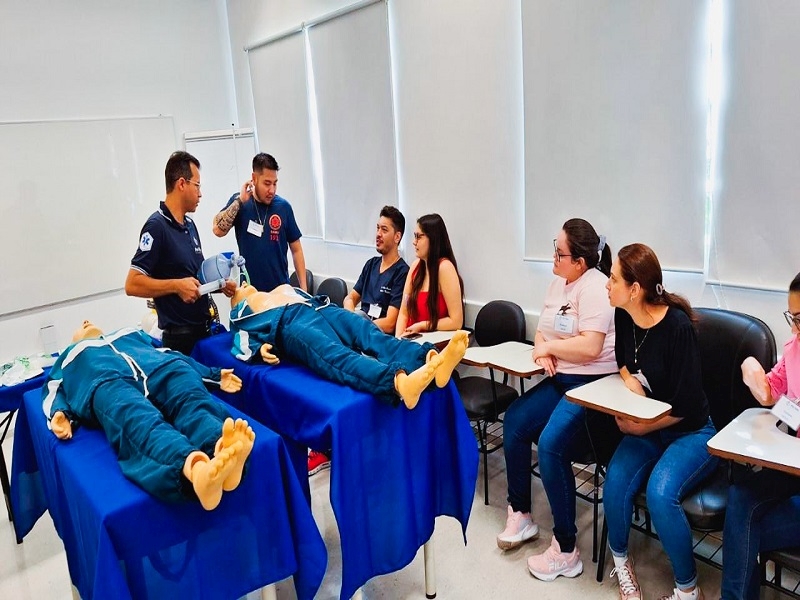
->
xmin=597 ymin=516 xmax=608 ymax=582
xmin=592 ymin=467 xmax=599 ymax=563
xmin=476 ymin=420 xmax=490 ymax=505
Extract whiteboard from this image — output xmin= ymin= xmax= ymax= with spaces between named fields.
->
xmin=0 ymin=116 xmax=176 ymax=316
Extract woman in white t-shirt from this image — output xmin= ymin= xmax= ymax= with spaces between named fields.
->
xmin=497 ymin=219 xmax=620 ymax=580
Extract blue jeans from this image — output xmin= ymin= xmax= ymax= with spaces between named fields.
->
xmin=277 ymin=304 xmax=435 ymax=405
xmin=603 ymin=418 xmax=718 ymax=588
xmin=539 ymin=396 xmax=621 ymax=553
xmin=721 ymin=469 xmax=800 ymax=600
xmin=91 ymin=362 xmax=230 ymax=503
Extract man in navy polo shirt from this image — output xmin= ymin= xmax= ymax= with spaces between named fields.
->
xmin=343 ymin=206 xmax=409 ymax=334
xmin=212 ymin=153 xmax=307 ymax=292
xmin=125 ymin=151 xmax=236 ymax=355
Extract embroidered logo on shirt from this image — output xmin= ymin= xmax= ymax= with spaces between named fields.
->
xmin=139 ymin=232 xmax=153 ymax=252
xmin=269 ymin=214 xmax=282 ymax=231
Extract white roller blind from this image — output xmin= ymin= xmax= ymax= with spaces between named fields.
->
xmin=708 ymin=1 xmax=800 ymax=290
xmin=307 ymin=0 xmax=397 ymax=245
xmin=522 ymin=0 xmax=708 ymax=270
xmin=248 ymin=31 xmax=321 ymax=237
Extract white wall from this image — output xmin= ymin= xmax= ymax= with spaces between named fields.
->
xmin=0 ymin=0 xmax=237 ymax=361
xmin=224 ymin=0 xmax=792 ymax=346
xmin=1 ymin=0 xmax=790 ymax=362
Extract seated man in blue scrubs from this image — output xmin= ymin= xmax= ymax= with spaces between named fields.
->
xmin=45 ymin=321 xmax=255 ymax=511
xmin=230 ymin=283 xmax=468 ymax=409
xmin=343 ymin=206 xmax=409 ymax=334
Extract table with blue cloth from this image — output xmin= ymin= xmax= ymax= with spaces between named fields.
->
xmin=0 ymin=368 xmax=50 ymax=521
xmin=11 ymin=388 xmax=327 ymax=600
xmin=193 ymin=332 xmax=479 ymax=600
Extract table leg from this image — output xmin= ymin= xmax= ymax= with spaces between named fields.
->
xmin=0 ymin=438 xmax=13 ymax=523
xmin=259 ymin=583 xmax=277 ymax=600
xmin=424 ymin=538 xmax=436 ymax=599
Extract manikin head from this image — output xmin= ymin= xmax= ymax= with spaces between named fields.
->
xmin=72 ymin=320 xmax=103 ymax=342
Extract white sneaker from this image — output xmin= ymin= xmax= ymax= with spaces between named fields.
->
xmin=659 ymin=588 xmax=705 ymax=600
xmin=496 ymin=505 xmax=539 ymax=550
xmin=527 ymin=536 xmax=583 ymax=581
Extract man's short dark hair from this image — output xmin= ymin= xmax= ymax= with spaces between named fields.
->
xmin=253 ymin=153 xmax=280 ymax=173
xmin=380 ymin=205 xmax=405 ymax=237
xmin=165 ymin=151 xmax=200 ymax=193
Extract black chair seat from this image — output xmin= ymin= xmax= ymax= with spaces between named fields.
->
xmin=633 ymin=463 xmax=730 ymax=534
xmin=456 ymin=377 xmax=518 ymax=419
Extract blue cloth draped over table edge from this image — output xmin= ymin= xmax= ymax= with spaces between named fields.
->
xmin=193 ymin=331 xmax=479 ymax=600
xmin=11 ymin=388 xmax=326 ymax=600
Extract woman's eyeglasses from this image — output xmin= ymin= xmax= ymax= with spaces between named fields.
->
xmin=413 ymin=232 xmax=426 ymax=241
xmin=784 ymin=310 xmax=800 ymax=329
xmin=553 ymin=239 xmax=573 ymax=264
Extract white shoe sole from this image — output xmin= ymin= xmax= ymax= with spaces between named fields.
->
xmin=308 ymin=461 xmax=331 ymax=476
xmin=496 ymin=523 xmax=539 ymax=550
xmin=528 ymin=559 xmax=583 ymax=581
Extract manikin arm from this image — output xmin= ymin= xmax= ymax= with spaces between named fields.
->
xmin=219 ymin=369 xmax=243 ymax=392
xmin=51 ymin=411 xmax=73 ymax=440
xmin=260 ymin=344 xmax=280 ymax=365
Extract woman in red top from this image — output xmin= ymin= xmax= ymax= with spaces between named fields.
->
xmin=395 ymin=213 xmax=464 ymax=337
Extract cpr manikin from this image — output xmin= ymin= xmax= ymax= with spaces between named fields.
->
xmin=229 ymin=284 xmax=469 ymax=409
xmin=46 ymin=321 xmax=255 ymax=510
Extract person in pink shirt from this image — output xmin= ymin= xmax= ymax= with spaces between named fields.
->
xmin=721 ymin=271 xmax=800 ymax=599
xmin=498 ymin=219 xmax=621 ymax=582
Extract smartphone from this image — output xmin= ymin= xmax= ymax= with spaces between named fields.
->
xmin=403 ymin=332 xmax=422 ymax=340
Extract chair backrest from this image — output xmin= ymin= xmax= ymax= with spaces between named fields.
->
xmin=289 ymin=269 xmax=314 ymax=294
xmin=316 ymin=277 xmax=348 ymax=308
xmin=695 ymin=307 xmax=777 ymax=430
xmin=473 ymin=300 xmax=526 ymax=347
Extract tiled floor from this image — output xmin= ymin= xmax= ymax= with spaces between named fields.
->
xmin=0 ymin=420 xmax=797 ymax=599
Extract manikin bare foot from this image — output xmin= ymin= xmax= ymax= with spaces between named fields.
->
xmin=214 ymin=417 xmax=256 ymax=491
xmin=431 ymin=330 xmax=469 ymax=388
xmin=183 ymin=443 xmax=242 ymax=510
xmin=395 ymin=357 xmax=439 ymax=410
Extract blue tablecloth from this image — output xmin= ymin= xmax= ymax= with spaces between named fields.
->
xmin=193 ymin=332 xmax=479 ymax=600
xmin=12 ymin=388 xmax=327 ymax=600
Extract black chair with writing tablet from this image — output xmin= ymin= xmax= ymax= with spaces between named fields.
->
xmin=456 ymin=300 xmax=528 ymax=505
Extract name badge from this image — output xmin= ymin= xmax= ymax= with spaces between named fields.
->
xmin=247 ymin=220 xmax=263 ymax=237
xmin=772 ymin=395 xmax=800 ymax=431
xmin=367 ymin=304 xmax=382 ymax=319
xmin=554 ymin=314 xmax=575 ymax=334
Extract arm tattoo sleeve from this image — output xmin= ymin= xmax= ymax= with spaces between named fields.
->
xmin=214 ymin=197 xmax=241 ymax=232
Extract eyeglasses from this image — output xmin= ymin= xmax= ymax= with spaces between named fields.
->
xmin=553 ymin=239 xmax=573 ymax=264
xmin=413 ymin=232 xmax=426 ymax=241
xmin=183 ymin=178 xmax=201 ymax=191
xmin=784 ymin=310 xmax=800 ymax=329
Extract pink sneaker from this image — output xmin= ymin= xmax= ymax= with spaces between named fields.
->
xmin=527 ymin=536 xmax=583 ymax=581
xmin=496 ymin=505 xmax=539 ymax=550
xmin=610 ymin=557 xmax=641 ymax=600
